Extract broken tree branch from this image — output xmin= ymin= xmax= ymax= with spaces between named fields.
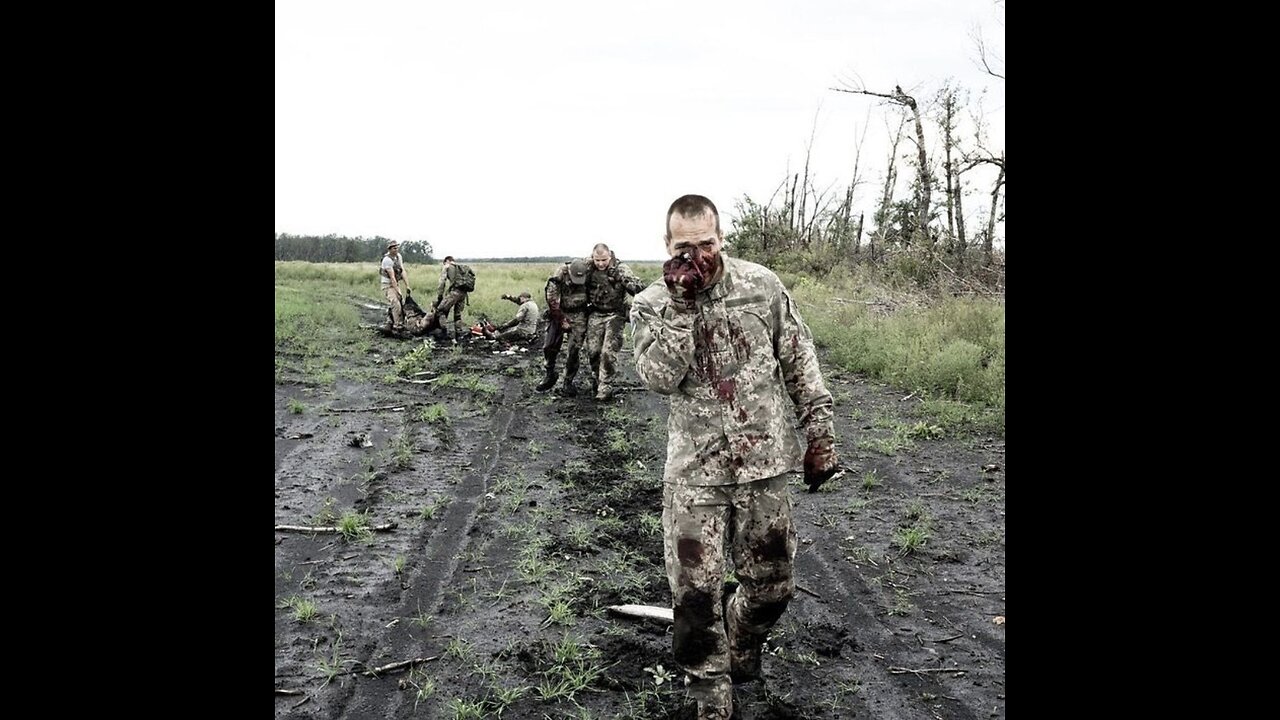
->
xmin=360 ymin=656 xmax=439 ymax=677
xmin=796 ymin=584 xmax=823 ymax=600
xmin=607 ymin=604 xmax=674 ymax=623
xmin=322 ymin=404 xmax=406 ymax=414
xmin=275 ymin=688 xmax=303 ymax=696
xmin=274 ymin=523 xmax=398 ymax=534
xmin=889 ymin=666 xmax=967 ymax=676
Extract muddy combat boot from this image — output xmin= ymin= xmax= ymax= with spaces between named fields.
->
xmin=594 ymin=383 xmax=613 ymax=401
xmin=535 ymin=367 xmax=559 ymax=392
xmin=696 ymin=697 xmax=733 ymax=720
xmin=561 ymin=374 xmax=578 ymax=397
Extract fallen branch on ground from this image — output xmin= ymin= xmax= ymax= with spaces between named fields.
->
xmin=274 ymin=523 xmax=398 ymax=534
xmin=796 ymin=584 xmax=822 ymax=600
xmin=322 ymin=404 xmax=407 ymax=414
xmin=607 ymin=604 xmax=674 ymax=623
xmin=359 ymin=656 xmax=439 ymax=677
xmin=275 ymin=688 xmax=303 ymax=696
xmin=889 ymin=666 xmax=967 ymax=676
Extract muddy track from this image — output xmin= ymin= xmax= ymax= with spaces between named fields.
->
xmin=276 ymin=309 xmax=1005 ymax=719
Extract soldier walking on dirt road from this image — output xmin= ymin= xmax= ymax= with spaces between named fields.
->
xmin=630 ymin=194 xmax=842 ymax=720
xmin=536 ymin=258 xmax=592 ymax=395
xmin=433 ymin=255 xmax=472 ymax=343
xmin=584 ymin=243 xmax=645 ymax=401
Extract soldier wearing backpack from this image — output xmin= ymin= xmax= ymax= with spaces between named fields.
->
xmin=434 ymin=255 xmax=475 ymax=342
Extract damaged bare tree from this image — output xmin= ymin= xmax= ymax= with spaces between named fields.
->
xmin=831 ymin=81 xmax=934 ymax=252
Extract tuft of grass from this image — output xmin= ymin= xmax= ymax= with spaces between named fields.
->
xmin=417 ymin=403 xmax=450 ymax=425
xmin=337 ymin=510 xmax=373 ymax=542
xmin=386 ymin=554 xmax=407 ymax=576
xmin=861 ymin=469 xmax=881 ymax=490
xmin=638 ymin=513 xmax=663 ymax=537
xmin=893 ymin=525 xmax=931 ymax=556
xmin=420 ymin=496 xmax=449 ymax=520
xmin=444 ymin=637 xmax=474 ymax=663
xmin=311 ymin=496 xmax=340 ymax=526
xmin=288 ymin=398 xmax=306 ymax=414
xmin=278 ymin=595 xmax=319 ymax=623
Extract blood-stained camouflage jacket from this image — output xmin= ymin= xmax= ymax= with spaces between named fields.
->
xmin=630 ymin=255 xmax=835 ymax=486
xmin=544 ymin=261 xmax=591 ymax=313
xmin=586 ymin=254 xmax=646 ymax=313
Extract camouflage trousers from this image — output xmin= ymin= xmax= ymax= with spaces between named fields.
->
xmin=543 ymin=311 xmax=589 ymax=380
xmin=586 ymin=311 xmax=626 ymax=395
xmin=662 ymin=474 xmax=796 ymax=711
xmin=384 ymin=286 xmax=405 ymax=328
xmin=435 ymin=289 xmax=468 ymax=337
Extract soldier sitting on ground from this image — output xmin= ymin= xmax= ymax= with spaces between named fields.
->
xmin=484 ymin=291 xmax=541 ymax=345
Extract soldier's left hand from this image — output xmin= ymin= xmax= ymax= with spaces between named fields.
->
xmin=804 ymin=435 xmax=840 ymax=493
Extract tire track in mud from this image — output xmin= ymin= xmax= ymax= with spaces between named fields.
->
xmin=329 ymin=376 xmax=522 ymax=719
xmin=793 ymin=538 xmax=991 ymax=720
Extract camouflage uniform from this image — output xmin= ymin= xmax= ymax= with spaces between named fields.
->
xmin=630 ymin=254 xmax=835 ymax=715
xmin=585 ymin=254 xmax=646 ymax=399
xmin=542 ymin=260 xmax=591 ymax=394
xmin=488 ymin=296 xmax=541 ymax=343
xmin=435 ymin=264 xmax=470 ymax=339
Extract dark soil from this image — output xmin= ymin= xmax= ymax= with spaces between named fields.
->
xmin=275 ymin=304 xmax=1005 ymax=719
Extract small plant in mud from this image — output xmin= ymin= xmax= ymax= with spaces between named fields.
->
xmin=385 ymin=554 xmax=407 ymax=576
xmin=444 ymin=697 xmax=485 ymax=719
xmin=314 ymin=630 xmax=350 ymax=686
xmin=638 ymin=512 xmax=662 ymax=537
xmin=278 ymin=595 xmax=318 ymax=623
xmin=410 ymin=602 xmax=433 ymax=629
xmin=865 ymin=434 xmax=912 ymax=455
xmin=311 ymin=496 xmax=340 ymax=525
xmin=420 ymin=495 xmax=449 ymax=520
xmin=534 ymin=633 xmax=609 ymax=702
xmin=567 ymin=521 xmax=594 ymax=549
xmin=905 ymin=420 xmax=944 ymax=439
xmin=644 ymin=663 xmax=675 ymax=687
xmin=527 ymin=439 xmax=545 ymax=457
xmin=606 ymin=428 xmax=630 ymax=454
xmin=490 ymin=685 xmax=530 ymax=713
xmin=288 ymin=398 xmax=306 ymax=414
xmin=444 ymin=637 xmax=474 ymax=662
xmin=861 ymin=469 xmax=881 ymax=490
xmin=337 ymin=510 xmax=373 ymax=542
xmin=394 ymin=342 xmax=433 ymax=377
xmin=389 ymin=434 xmax=414 ymax=470
xmin=417 ymin=403 xmax=450 ymax=425
xmin=405 ymin=665 xmax=436 ymax=709
xmin=893 ymin=524 xmax=931 ymax=556
xmin=888 ymin=587 xmax=916 ymax=616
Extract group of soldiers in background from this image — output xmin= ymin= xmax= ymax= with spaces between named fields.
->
xmin=378 ymin=241 xmax=644 ymax=401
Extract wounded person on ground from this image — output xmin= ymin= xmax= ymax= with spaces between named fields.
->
xmin=379 ymin=294 xmax=450 ymax=342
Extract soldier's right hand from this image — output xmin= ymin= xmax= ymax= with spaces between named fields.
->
xmin=663 ymin=248 xmax=707 ymax=311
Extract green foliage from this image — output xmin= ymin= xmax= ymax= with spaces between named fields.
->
xmin=417 ymin=403 xmax=450 ymax=425
xmin=275 ymin=233 xmax=433 ymax=263
xmin=337 ymin=510 xmax=373 ymax=542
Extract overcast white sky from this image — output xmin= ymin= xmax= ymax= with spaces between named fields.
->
xmin=276 ymin=0 xmax=1005 ymax=261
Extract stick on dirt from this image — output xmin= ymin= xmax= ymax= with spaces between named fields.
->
xmin=359 ymin=656 xmax=440 ymax=677
xmin=607 ymin=604 xmax=674 ymax=623
xmin=274 ymin=523 xmax=398 ymax=534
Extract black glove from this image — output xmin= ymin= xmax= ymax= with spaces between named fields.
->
xmin=436 ymin=293 xmax=444 ymax=307
xmin=662 ymin=248 xmax=710 ymax=312
xmin=803 ymin=435 xmax=840 ymax=493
